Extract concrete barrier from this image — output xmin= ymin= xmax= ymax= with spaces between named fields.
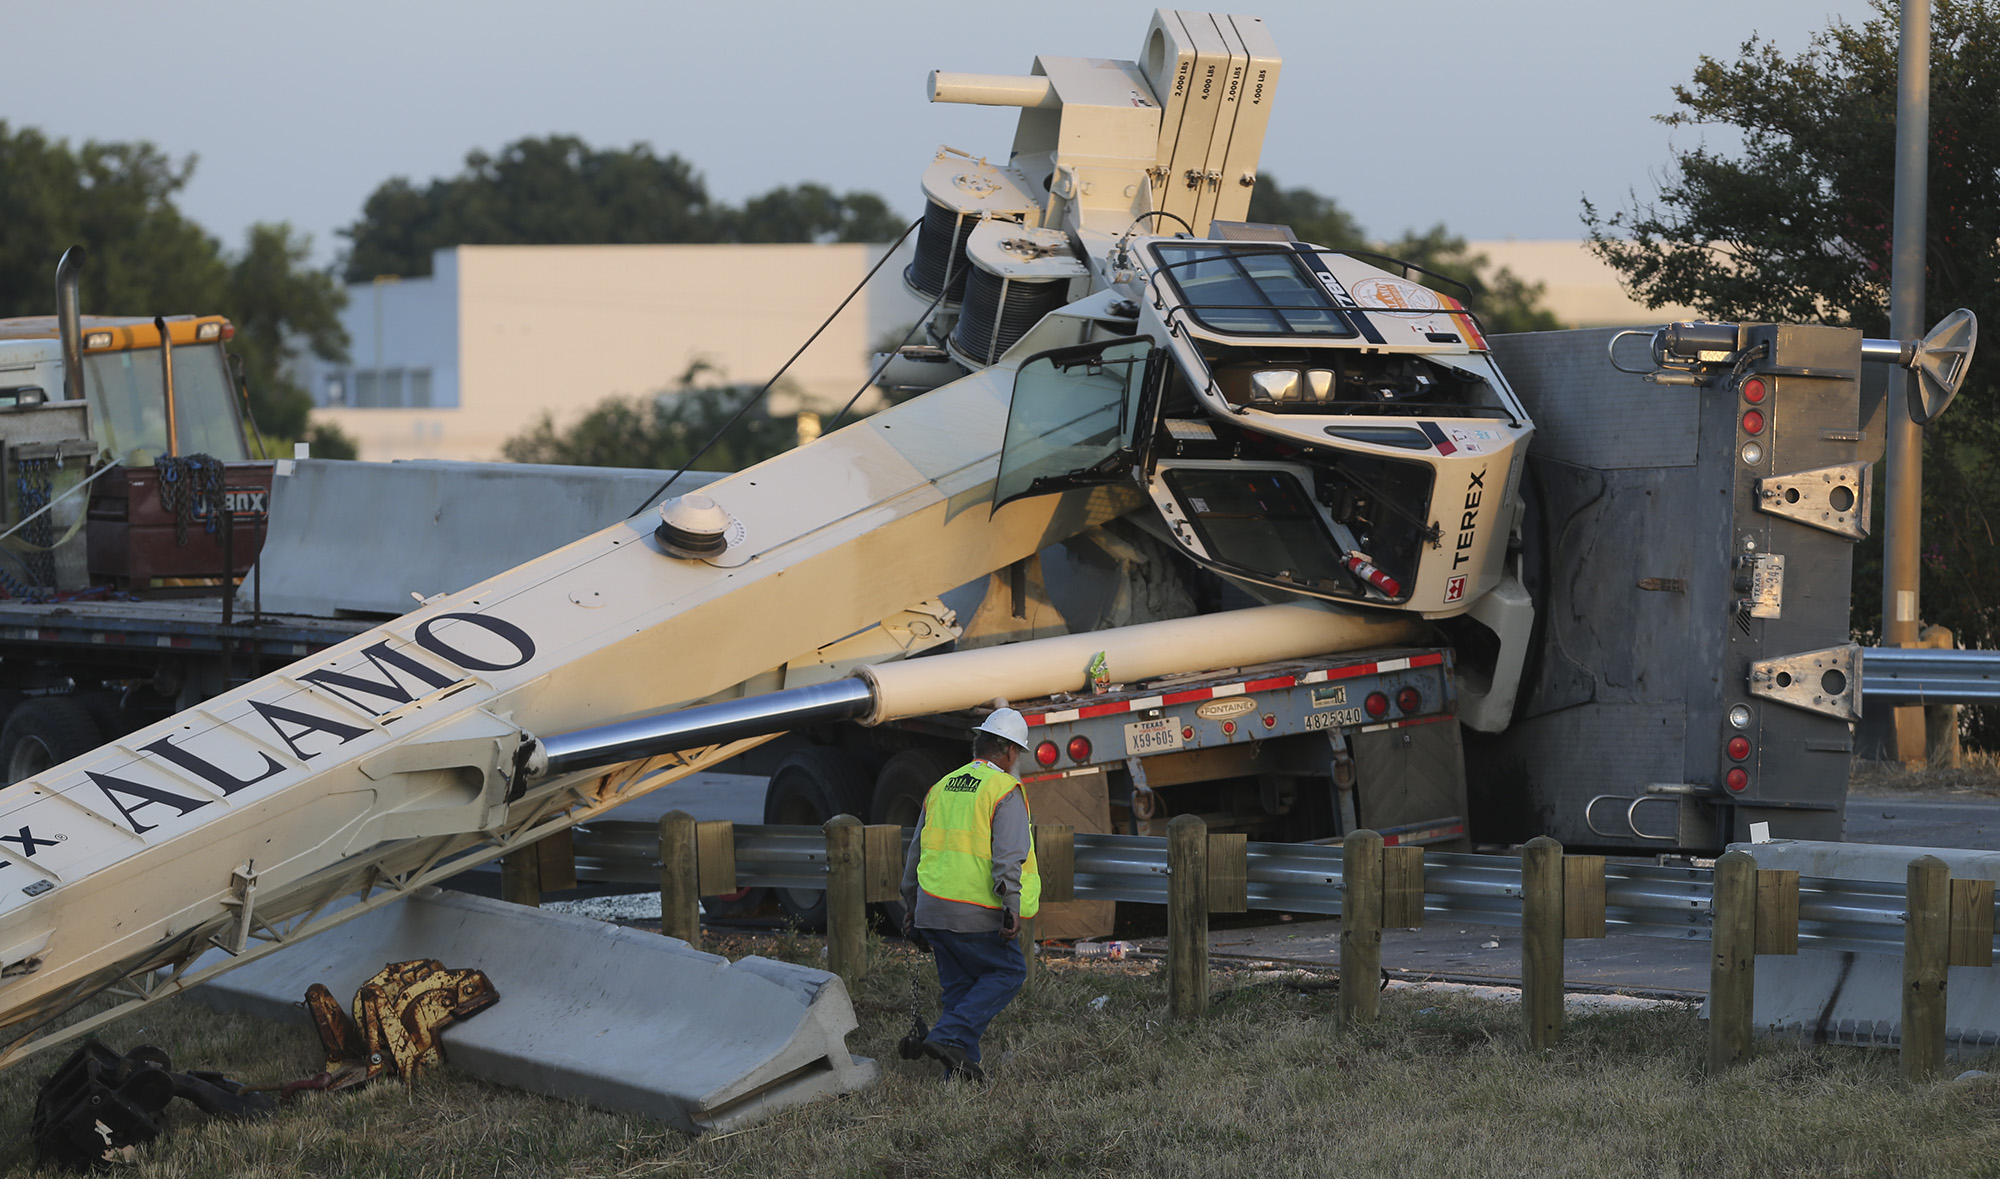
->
xmin=1736 ymin=840 xmax=2000 ymax=1054
xmin=193 ymin=887 xmax=876 ymax=1132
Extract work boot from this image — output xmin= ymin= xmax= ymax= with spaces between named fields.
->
xmin=920 ymin=1038 xmax=985 ymax=1082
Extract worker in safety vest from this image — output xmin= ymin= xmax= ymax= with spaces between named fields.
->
xmin=898 ymin=707 xmax=1041 ymax=1082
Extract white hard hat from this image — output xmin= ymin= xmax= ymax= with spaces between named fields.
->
xmin=974 ymin=707 xmax=1030 ymax=751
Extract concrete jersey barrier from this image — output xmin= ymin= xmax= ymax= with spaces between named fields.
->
xmin=193 ymin=887 xmax=876 ymax=1132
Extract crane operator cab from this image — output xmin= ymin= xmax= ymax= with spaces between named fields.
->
xmin=994 ymin=232 xmax=1535 ymax=620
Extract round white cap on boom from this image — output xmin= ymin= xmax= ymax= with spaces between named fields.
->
xmin=656 ymin=494 xmax=733 ymax=560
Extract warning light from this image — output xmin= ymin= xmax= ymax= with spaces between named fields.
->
xmin=1727 ymin=736 xmax=1751 ymax=761
xmin=1396 ymin=687 xmax=1422 ymax=714
xmin=1726 ymin=767 xmax=1749 ymax=792
xmin=1365 ymin=692 xmax=1389 ymax=719
xmin=1262 ymin=713 xmax=1276 ymax=729
xmin=1181 ymin=726 xmax=1194 ymax=740
xmin=1035 ymin=741 xmax=1059 ymax=768
xmin=1067 ymin=736 xmax=1093 ymax=763
xmin=1741 ymin=377 xmax=1767 ymax=404
xmin=1742 ymin=410 xmax=1765 ymax=435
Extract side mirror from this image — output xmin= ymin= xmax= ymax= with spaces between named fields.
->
xmin=1907 ymin=308 xmax=1976 ymax=426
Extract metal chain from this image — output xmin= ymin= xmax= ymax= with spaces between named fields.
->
xmin=153 ymin=454 xmax=226 ymax=547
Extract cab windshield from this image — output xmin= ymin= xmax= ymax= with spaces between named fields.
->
xmin=83 ymin=343 xmax=248 ymax=464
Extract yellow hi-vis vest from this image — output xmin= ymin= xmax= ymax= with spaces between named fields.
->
xmin=917 ymin=760 xmax=1041 ymax=918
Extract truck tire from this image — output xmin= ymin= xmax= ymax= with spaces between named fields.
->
xmin=764 ymin=747 xmax=872 ymax=931
xmin=869 ymin=749 xmax=954 ymax=935
xmin=1 ymin=697 xmax=104 ymax=785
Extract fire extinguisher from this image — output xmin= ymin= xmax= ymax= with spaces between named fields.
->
xmin=1345 ymin=551 xmax=1402 ymax=597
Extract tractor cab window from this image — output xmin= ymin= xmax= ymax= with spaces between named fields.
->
xmin=83 ymin=343 xmax=248 ymax=466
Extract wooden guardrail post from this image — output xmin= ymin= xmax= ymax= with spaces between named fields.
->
xmin=658 ymin=811 xmax=701 ymax=946
xmin=1949 ymin=877 xmax=1996 ymax=969
xmin=1340 ymin=829 xmax=1383 ymax=1027
xmin=1520 ymin=836 xmax=1565 ymax=1050
xmin=501 ymin=847 xmax=541 ymax=907
xmin=1167 ymin=814 xmax=1209 ymax=1019
xmin=825 ymin=815 xmax=866 ymax=986
xmin=1903 ymin=855 xmax=1950 ymax=1081
xmin=694 ymin=820 xmax=737 ymax=899
xmin=1707 ymin=849 xmax=1757 ymax=1072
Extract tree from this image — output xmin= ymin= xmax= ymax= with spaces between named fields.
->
xmin=1582 ymin=1 xmax=2000 ymax=687
xmin=1250 ymin=175 xmax=1561 ymax=333
xmin=501 ymin=367 xmax=809 ymax=473
xmin=0 ymin=122 xmax=352 ymax=455
xmin=342 ymin=136 xmax=904 ymax=281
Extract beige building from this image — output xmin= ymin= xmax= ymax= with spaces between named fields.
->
xmin=300 ymin=244 xmax=898 ymax=462
xmin=1468 ymin=240 xmax=1700 ymax=329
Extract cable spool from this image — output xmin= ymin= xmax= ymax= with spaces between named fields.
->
xmin=906 ymin=154 xmax=1044 ymax=307
xmin=951 ymin=271 xmax=1070 ymax=367
xmin=903 ymin=199 xmax=978 ymax=306
xmin=947 ymin=221 xmax=1089 ymax=367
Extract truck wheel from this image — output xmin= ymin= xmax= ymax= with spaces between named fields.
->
xmin=1 ymin=697 xmax=104 ymax=784
xmin=764 ymin=747 xmax=872 ymax=932
xmin=870 ymin=749 xmax=954 ymax=934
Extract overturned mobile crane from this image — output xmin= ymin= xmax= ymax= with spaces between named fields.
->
xmin=0 ymin=7 xmax=1975 ymax=1085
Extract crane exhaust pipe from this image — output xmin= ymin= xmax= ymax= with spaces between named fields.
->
xmin=55 ymin=247 xmax=85 ymax=403
xmin=521 ymin=603 xmax=1421 ymax=779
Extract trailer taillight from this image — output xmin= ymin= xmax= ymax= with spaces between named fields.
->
xmin=1067 ymin=736 xmax=1092 ymax=763
xmin=1742 ymin=409 xmax=1765 ymax=435
xmin=1365 ymin=691 xmax=1388 ymax=719
xmin=1740 ymin=377 xmax=1767 ymax=403
xmin=1725 ymin=767 xmax=1749 ymax=792
xmin=1035 ymin=741 xmax=1059 ymax=768
xmin=1727 ymin=736 xmax=1750 ymax=761
xmin=1395 ymin=687 xmax=1421 ymax=714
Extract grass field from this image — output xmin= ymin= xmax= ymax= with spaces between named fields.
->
xmin=2 ymin=930 xmax=1996 ymax=1179
xmin=1851 ymin=752 xmax=2000 ymax=798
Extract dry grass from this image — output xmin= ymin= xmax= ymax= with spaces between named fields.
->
xmin=2 ymin=931 xmax=1997 ymax=1179
xmin=1850 ymin=752 xmax=2000 ymax=798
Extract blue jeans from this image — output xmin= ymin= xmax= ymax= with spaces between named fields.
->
xmin=924 ymin=928 xmax=1025 ymax=1064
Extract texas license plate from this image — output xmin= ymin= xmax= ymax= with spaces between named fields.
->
xmin=1124 ymin=716 xmax=1184 ymax=757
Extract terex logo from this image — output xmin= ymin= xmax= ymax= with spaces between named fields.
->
xmin=1 ymin=613 xmax=537 ymax=863
xmin=1450 ymin=468 xmax=1487 ymax=571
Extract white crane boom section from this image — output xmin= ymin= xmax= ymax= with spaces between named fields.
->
xmin=0 ymin=358 xmax=1135 ymax=1065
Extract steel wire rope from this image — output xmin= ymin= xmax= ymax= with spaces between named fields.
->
xmin=826 ymin=283 xmax=954 ymax=431
xmin=630 ymin=217 xmax=924 ymax=516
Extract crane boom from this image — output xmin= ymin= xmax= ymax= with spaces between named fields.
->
xmin=0 ymin=355 xmax=1136 ymax=1066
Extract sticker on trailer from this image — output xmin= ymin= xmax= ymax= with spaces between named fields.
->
xmin=1308 ymin=685 xmax=1348 ymax=709
xmin=1305 ymin=707 xmax=1365 ymax=731
xmin=1124 ymin=716 xmax=1185 ymax=756
xmin=1195 ymin=697 xmax=1257 ymax=721
xmin=1444 ymin=575 xmax=1466 ymax=603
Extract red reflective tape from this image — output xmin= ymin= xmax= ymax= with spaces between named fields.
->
xmin=1078 ymin=700 xmax=1133 ymax=720
xmin=1162 ymin=688 xmax=1215 ymax=705
xmin=1323 ymin=662 xmax=1380 ymax=681
xmin=1244 ymin=675 xmax=1296 ymax=693
xmin=1026 ymin=714 xmax=1049 ymax=727
xmin=1409 ymin=653 xmax=1446 ymax=669
xmin=1395 ymin=714 xmax=1454 ymax=728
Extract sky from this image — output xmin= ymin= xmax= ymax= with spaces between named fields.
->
xmin=3 ymin=0 xmax=1885 ymax=269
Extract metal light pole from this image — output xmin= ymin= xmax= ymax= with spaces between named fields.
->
xmin=1882 ymin=0 xmax=1931 ymax=760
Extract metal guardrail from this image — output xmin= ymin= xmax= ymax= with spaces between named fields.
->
xmin=1863 ymin=646 xmax=2000 ymax=704
xmin=573 ymin=821 xmax=1959 ymax=959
